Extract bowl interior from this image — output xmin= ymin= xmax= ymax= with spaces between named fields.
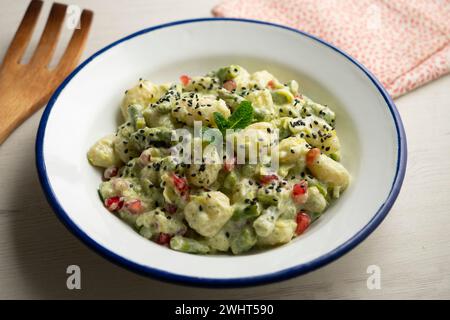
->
xmin=38 ymin=19 xmax=403 ymax=283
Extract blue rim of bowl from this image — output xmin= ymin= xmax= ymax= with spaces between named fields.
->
xmin=36 ymin=17 xmax=407 ymax=288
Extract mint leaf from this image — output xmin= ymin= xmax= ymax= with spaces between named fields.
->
xmin=213 ymin=112 xmax=228 ymax=133
xmin=227 ymin=101 xmax=254 ymax=130
xmin=214 ymin=100 xmax=254 ymax=134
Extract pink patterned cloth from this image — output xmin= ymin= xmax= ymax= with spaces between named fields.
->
xmin=213 ymin=0 xmax=450 ymax=98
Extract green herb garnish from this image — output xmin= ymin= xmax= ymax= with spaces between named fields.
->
xmin=214 ymin=100 xmax=254 ymax=134
xmin=213 ymin=113 xmax=228 ymax=133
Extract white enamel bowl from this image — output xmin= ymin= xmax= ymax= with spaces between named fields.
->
xmin=36 ymin=18 xmax=407 ymax=287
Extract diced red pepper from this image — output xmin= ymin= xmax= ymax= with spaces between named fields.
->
xmin=124 ymin=199 xmax=144 ymax=214
xmin=295 ymin=211 xmax=311 ymax=235
xmin=260 ymin=174 xmax=278 ymax=185
xmin=180 ymin=74 xmax=191 ymax=86
xmin=306 ymin=148 xmax=321 ymax=166
xmin=223 ymin=79 xmax=237 ymax=91
xmin=165 ymin=203 xmax=177 ymax=214
xmin=223 ymin=156 xmax=236 ymax=172
xmin=103 ymin=166 xmax=118 ymax=180
xmin=156 ymin=233 xmax=171 ymax=246
xmin=292 ymin=180 xmax=308 ymax=204
xmin=293 ymin=180 xmax=307 ymax=196
xmin=104 ymin=196 xmax=123 ymax=212
xmin=171 ymin=174 xmax=189 ymax=193
xmin=171 ymin=174 xmax=190 ymax=201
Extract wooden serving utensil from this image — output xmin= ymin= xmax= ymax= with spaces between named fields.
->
xmin=0 ymin=0 xmax=93 ymax=144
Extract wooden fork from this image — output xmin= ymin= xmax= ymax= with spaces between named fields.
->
xmin=0 ymin=0 xmax=93 ymax=144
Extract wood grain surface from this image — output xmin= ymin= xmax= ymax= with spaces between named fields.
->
xmin=0 ymin=0 xmax=449 ymax=299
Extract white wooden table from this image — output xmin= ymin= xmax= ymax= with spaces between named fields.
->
xmin=1 ymin=0 xmax=449 ymax=299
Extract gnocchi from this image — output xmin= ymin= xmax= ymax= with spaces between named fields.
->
xmin=89 ymin=65 xmax=350 ymax=255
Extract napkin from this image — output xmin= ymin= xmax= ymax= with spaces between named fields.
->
xmin=213 ymin=0 xmax=450 ymax=98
